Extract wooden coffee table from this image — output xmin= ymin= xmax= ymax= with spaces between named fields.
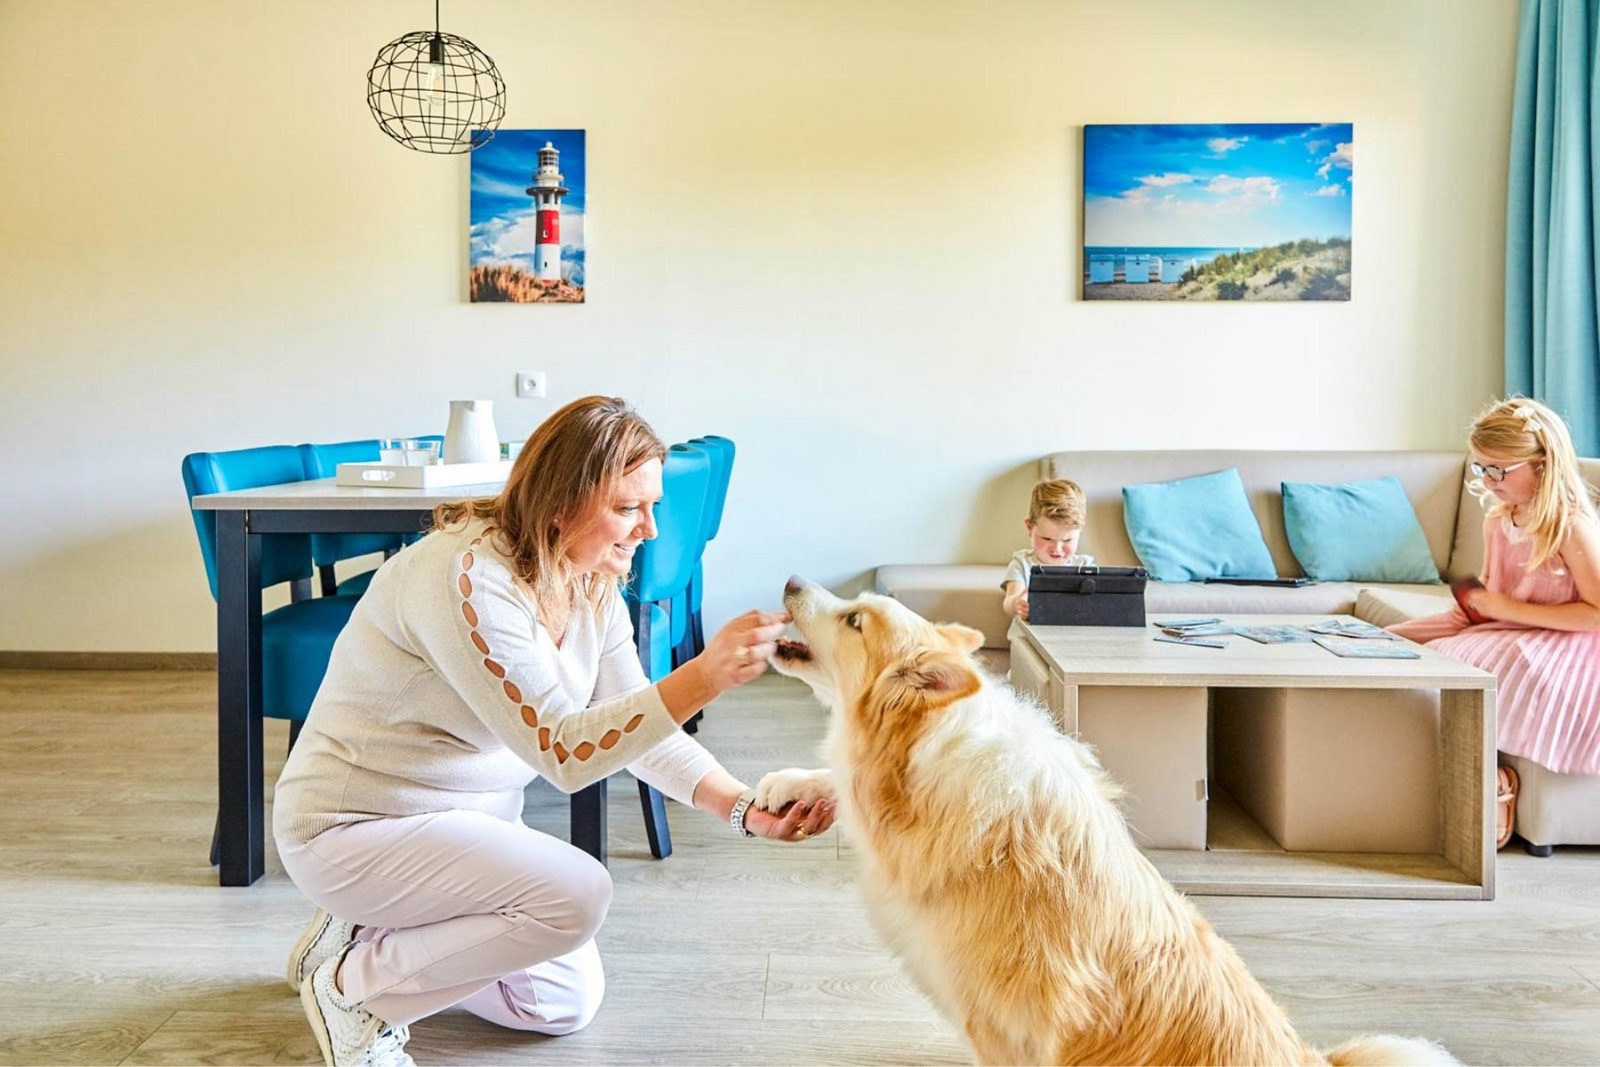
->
xmin=1009 ymin=615 xmax=1498 ymax=900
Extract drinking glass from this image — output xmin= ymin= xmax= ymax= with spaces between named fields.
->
xmin=404 ymin=440 xmax=440 ymax=466
xmin=379 ymin=437 xmax=408 ymax=465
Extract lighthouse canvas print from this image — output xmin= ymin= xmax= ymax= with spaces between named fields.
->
xmin=469 ymin=129 xmax=586 ymax=303
xmin=1082 ymin=123 xmax=1351 ymax=301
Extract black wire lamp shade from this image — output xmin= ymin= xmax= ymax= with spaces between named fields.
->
xmin=367 ymin=4 xmax=505 ymax=154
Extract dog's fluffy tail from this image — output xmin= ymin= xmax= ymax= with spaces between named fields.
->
xmin=1323 ymin=1034 xmax=1460 ymax=1066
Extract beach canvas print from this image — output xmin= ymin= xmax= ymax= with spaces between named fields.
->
xmin=469 ymin=129 xmax=586 ymax=303
xmin=1083 ymin=123 xmax=1351 ymax=301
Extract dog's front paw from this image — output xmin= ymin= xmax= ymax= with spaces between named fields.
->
xmin=754 ymin=768 xmax=833 ymax=812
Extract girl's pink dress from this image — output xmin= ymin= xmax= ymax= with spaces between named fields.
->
xmin=1390 ymin=515 xmax=1600 ymax=776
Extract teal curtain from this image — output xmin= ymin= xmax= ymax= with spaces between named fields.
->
xmin=1507 ymin=0 xmax=1600 ymax=455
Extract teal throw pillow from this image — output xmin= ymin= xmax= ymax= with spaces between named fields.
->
xmin=1281 ymin=476 xmax=1441 ymax=583
xmin=1121 ymin=468 xmax=1276 ymax=581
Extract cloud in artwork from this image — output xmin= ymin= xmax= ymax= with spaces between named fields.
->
xmin=469 ymin=206 xmax=586 ymax=265
xmin=1312 ymin=184 xmax=1346 ymax=197
xmin=1137 ymin=172 xmax=1196 ymax=188
xmin=1316 ymin=141 xmax=1354 ymax=180
xmin=1207 ymin=136 xmax=1246 ymax=156
xmin=1206 ymin=174 xmax=1281 ymax=200
xmin=1120 ymin=171 xmax=1198 ymax=203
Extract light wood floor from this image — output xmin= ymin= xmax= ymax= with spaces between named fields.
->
xmin=2 ymin=669 xmax=1598 ymax=1066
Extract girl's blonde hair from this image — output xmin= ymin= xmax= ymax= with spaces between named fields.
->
xmin=1029 ymin=478 xmax=1086 ymax=528
xmin=1468 ymin=396 xmax=1598 ymax=569
xmin=433 ymin=395 xmax=666 ymax=625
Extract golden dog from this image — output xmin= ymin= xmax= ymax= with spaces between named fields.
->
xmin=760 ymin=577 xmax=1457 ymax=1067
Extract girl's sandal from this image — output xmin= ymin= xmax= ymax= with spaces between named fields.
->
xmin=1495 ymin=763 xmax=1519 ymax=849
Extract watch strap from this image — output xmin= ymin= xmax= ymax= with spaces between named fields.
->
xmin=729 ymin=788 xmax=758 ymax=838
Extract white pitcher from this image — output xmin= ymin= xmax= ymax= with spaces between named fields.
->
xmin=443 ymin=399 xmax=500 ymax=464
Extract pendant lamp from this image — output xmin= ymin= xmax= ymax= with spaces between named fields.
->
xmin=367 ymin=0 xmax=506 ymax=154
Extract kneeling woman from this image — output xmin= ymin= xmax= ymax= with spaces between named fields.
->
xmin=274 ymin=396 xmax=833 ymax=1067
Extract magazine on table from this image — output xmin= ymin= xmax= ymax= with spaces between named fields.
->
xmin=1153 ymin=617 xmax=1221 ymax=630
xmin=1154 ymin=634 xmax=1229 ymax=649
xmin=1313 ymin=636 xmax=1421 ymax=659
xmin=1232 ymin=624 xmax=1314 ymax=644
xmin=1305 ymin=619 xmax=1397 ymax=640
xmin=1157 ymin=624 xmax=1234 ymax=638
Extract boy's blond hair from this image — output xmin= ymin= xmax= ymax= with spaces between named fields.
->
xmin=1468 ymin=396 xmax=1599 ymax=569
xmin=1029 ymin=479 xmax=1086 ymax=528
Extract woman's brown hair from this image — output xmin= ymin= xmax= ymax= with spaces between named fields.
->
xmin=433 ymin=396 xmax=666 ymax=624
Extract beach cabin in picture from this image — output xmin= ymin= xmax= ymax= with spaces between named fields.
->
xmin=1089 ymin=253 xmax=1115 ymax=283
xmin=1124 ymin=254 xmax=1154 ymax=283
xmin=1160 ymin=257 xmax=1191 ymax=283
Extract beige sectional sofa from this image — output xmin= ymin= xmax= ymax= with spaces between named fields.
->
xmin=875 ymin=449 xmax=1600 ymax=854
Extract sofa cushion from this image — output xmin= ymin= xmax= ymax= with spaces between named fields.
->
xmin=1043 ymin=450 xmax=1467 ymax=579
xmin=875 ymin=564 xmax=1012 ymax=649
xmin=1122 ymin=468 xmax=1276 ymax=581
xmin=1282 ymin=476 xmax=1441 ymax=583
xmin=1353 ymin=585 xmax=1453 ymax=629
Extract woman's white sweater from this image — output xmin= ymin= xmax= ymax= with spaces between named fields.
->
xmin=273 ymin=518 xmax=723 ymax=846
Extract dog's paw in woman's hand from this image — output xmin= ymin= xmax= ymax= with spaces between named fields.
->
xmin=755 ymin=768 xmax=834 ymax=812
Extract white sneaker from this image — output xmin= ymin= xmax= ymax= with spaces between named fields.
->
xmin=300 ymin=948 xmax=415 ymax=1067
xmin=287 ymin=907 xmax=357 ymax=992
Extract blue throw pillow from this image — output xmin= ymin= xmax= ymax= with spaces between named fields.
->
xmin=1121 ymin=468 xmax=1277 ymax=581
xmin=1281 ymin=476 xmax=1440 ymax=583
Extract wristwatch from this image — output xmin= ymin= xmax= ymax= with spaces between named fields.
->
xmin=729 ymin=788 xmax=758 ymax=838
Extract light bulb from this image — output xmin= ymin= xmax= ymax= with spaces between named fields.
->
xmin=423 ymin=34 xmax=446 ymax=106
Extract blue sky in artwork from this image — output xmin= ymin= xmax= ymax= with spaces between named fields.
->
xmin=470 ymin=129 xmax=586 ymax=223
xmin=469 ymin=129 xmax=586 ymax=279
xmin=1083 ymin=123 xmax=1352 ymax=248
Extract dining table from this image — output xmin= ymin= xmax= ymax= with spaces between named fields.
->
xmin=191 ymin=477 xmax=612 ymax=886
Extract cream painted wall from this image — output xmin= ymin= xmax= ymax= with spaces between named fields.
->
xmin=0 ymin=0 xmax=1515 ymax=652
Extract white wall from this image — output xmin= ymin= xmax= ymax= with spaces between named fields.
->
xmin=0 ymin=0 xmax=1516 ymax=651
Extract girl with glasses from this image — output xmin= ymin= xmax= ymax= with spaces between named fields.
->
xmin=1389 ymin=397 xmax=1600 ymax=851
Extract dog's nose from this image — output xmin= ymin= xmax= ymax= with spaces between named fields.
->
xmin=785 ymin=575 xmax=806 ymax=597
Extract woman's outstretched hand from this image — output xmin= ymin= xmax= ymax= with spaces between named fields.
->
xmin=700 ymin=609 xmax=791 ymax=693
xmin=745 ymin=796 xmax=836 ymax=842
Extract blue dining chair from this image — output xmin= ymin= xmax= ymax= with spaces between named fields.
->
xmin=674 ymin=435 xmax=735 ymax=668
xmin=669 ymin=436 xmax=733 ymax=734
xmin=182 ymin=447 xmax=361 ymax=864
xmin=629 ymin=443 xmax=714 ymax=680
xmin=298 ymin=436 xmax=443 ymax=596
xmin=588 ymin=442 xmax=712 ymax=861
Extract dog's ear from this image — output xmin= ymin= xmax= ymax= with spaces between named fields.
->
xmin=896 ymin=652 xmax=980 ymax=700
xmin=936 ymin=623 xmax=984 ymax=655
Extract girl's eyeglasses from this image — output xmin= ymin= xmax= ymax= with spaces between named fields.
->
xmin=1470 ymin=460 xmax=1531 ymax=483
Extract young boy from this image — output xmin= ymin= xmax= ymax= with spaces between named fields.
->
xmin=1002 ymin=478 xmax=1094 ymax=621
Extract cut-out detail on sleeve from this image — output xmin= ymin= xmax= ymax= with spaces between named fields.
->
xmin=451 ymin=544 xmax=671 ymax=782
